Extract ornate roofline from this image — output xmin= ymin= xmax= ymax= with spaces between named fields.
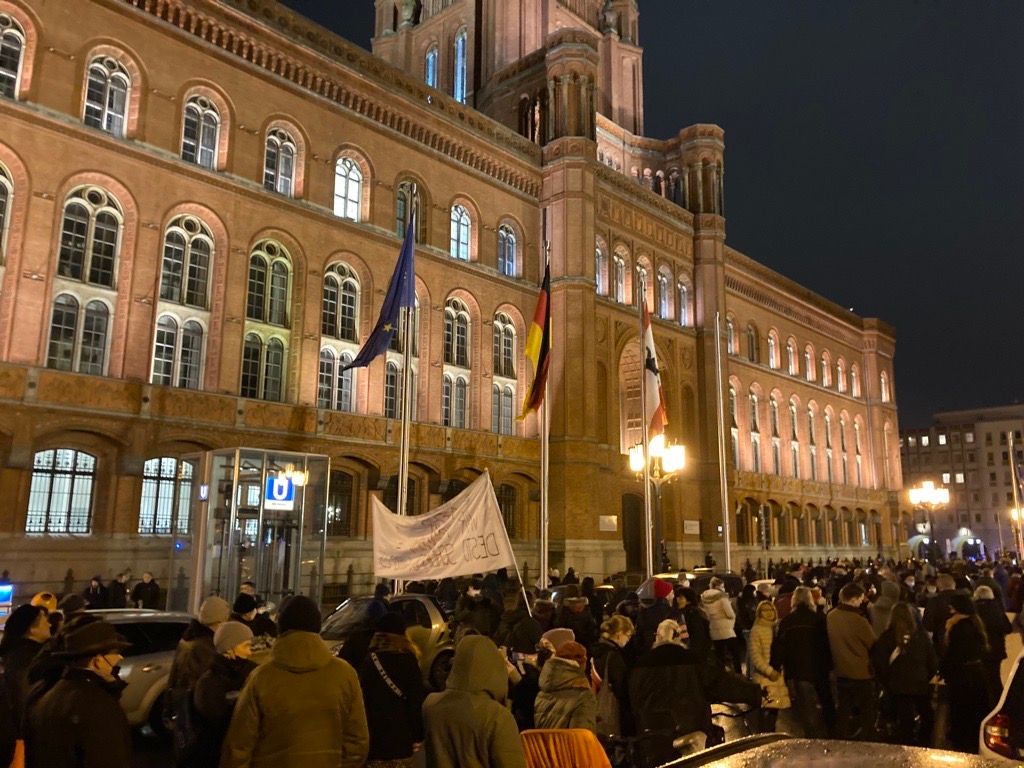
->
xmin=112 ymin=0 xmax=542 ymax=197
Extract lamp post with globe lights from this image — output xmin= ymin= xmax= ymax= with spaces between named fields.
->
xmin=1010 ymin=508 xmax=1024 ymax=560
xmin=908 ymin=480 xmax=950 ymax=563
xmin=629 ymin=434 xmax=686 ymax=576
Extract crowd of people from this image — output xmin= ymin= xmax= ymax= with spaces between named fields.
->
xmin=0 ymin=555 xmax=1019 ymax=767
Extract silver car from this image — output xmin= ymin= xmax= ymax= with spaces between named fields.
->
xmin=87 ymin=609 xmax=192 ymax=733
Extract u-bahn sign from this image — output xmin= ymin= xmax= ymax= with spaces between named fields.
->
xmin=265 ymin=476 xmax=296 ymax=511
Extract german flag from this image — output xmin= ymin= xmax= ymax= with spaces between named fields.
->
xmin=520 ymin=263 xmax=551 ymax=418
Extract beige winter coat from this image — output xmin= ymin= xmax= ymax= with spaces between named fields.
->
xmin=748 ymin=618 xmax=790 ymax=710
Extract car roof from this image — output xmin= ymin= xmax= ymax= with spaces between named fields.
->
xmin=86 ymin=609 xmax=193 ymax=623
xmin=661 ymin=735 xmax=1001 ymax=767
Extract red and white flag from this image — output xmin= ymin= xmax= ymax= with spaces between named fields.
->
xmin=642 ymin=301 xmax=667 ymax=439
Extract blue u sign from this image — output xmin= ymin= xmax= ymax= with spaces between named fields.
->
xmin=265 ymin=476 xmax=295 ymax=511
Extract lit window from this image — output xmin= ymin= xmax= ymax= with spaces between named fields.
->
xmin=612 ymin=256 xmax=626 ymax=303
xmin=26 ymin=449 xmax=95 ymax=534
xmin=322 ymin=264 xmax=359 ymax=342
xmin=804 ymin=345 xmax=815 ymax=381
xmin=942 ymin=472 xmax=951 ymax=484
xmin=955 ymin=472 xmax=964 ymax=484
xmin=395 ymin=181 xmax=423 ymax=241
xmin=921 ymin=435 xmax=930 ymax=448
xmin=424 ymin=46 xmax=438 ymax=88
xmin=453 ymin=29 xmax=467 ymax=103
xmin=181 ymin=96 xmax=219 ymax=169
xmin=160 ymin=216 xmax=212 ymax=308
xmin=333 ymin=157 xmax=362 ymax=221
xmin=595 ymin=247 xmax=606 ymax=295
xmin=246 ymin=241 xmax=290 ymax=326
xmin=57 ymin=187 xmax=122 ymax=288
xmin=787 ymin=340 xmax=797 ymax=376
xmin=492 ymin=313 xmax=516 ymax=378
xmin=677 ymin=283 xmax=689 ymax=326
xmin=449 ymin=204 xmax=471 ymax=260
xmin=767 ymin=332 xmax=779 ymax=369
xmin=138 ymin=457 xmax=192 ymax=535
xmin=498 ymin=225 xmax=516 ymax=276
xmin=746 ymin=325 xmax=759 ymax=363
xmin=657 ymin=271 xmax=670 ymax=318
xmin=0 ymin=14 xmax=26 ymax=99
xmin=444 ymin=299 xmax=470 ymax=367
xmin=0 ymin=164 xmax=11 ymax=263
xmin=938 ymin=434 xmax=947 ymax=446
xmin=83 ymin=57 xmax=130 ymax=137
xmin=263 ymin=129 xmax=296 ymax=197
xmin=965 ymin=432 xmax=974 ymax=444
xmin=726 ymin=320 xmax=736 ymax=354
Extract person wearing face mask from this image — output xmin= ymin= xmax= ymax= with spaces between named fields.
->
xmin=916 ymin=576 xmax=939 ymax=610
xmin=898 ymin=573 xmax=917 ymax=605
xmin=0 ymin=604 xmax=51 ymax=765
xmin=590 ymin=615 xmax=635 ymax=737
xmin=192 ymin=622 xmax=258 ymax=768
xmin=24 ymin=620 xmax=132 ymax=768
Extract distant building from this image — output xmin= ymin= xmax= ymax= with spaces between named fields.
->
xmin=901 ymin=405 xmax=1024 ymax=558
xmin=0 ymin=0 xmax=901 ymax=595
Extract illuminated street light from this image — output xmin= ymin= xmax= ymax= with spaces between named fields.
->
xmin=629 ymin=437 xmax=686 ymax=573
xmin=1010 ymin=507 xmax=1024 ymax=558
xmin=908 ymin=480 xmax=949 ymax=562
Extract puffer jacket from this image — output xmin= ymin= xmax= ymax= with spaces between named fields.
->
xmin=220 ymin=630 xmax=369 ymax=768
xmin=701 ymin=589 xmax=736 ymax=641
xmin=422 ymin=635 xmax=526 ymax=768
xmin=749 ymin=618 xmax=790 ymax=710
xmin=534 ymin=657 xmax=597 ymax=732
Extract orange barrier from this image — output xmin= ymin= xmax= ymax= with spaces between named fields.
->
xmin=521 ymin=728 xmax=612 ymax=768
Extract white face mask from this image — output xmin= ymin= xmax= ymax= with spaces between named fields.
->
xmin=467 ymin=588 xmax=481 ymax=598
xmin=905 ymin=580 xmax=915 ymax=589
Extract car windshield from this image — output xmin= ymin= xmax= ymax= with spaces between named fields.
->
xmin=321 ymin=597 xmax=372 ymax=641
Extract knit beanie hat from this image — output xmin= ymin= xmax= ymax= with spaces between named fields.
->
xmin=198 ymin=596 xmax=231 ymax=626
xmin=555 ymin=640 xmax=588 ymax=668
xmin=949 ymin=593 xmax=976 ymax=616
xmin=214 ymin=621 xmax=254 ymax=654
xmin=375 ymin=612 xmax=407 ymax=636
xmin=232 ymin=593 xmax=258 ymax=615
xmin=653 ymin=579 xmax=673 ymax=600
xmin=277 ymin=595 xmax=322 ymax=634
xmin=540 ymin=627 xmax=575 ymax=653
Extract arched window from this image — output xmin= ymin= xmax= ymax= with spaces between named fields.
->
xmin=497 ymin=225 xmax=516 ymax=276
xmin=657 ymin=270 xmax=670 ymax=318
xmin=424 ymin=45 xmax=438 ymax=88
xmin=726 ymin=319 xmax=736 ymax=354
xmin=728 ymin=386 xmax=739 ymax=464
xmin=151 ymin=316 xmax=203 ymax=389
xmin=57 ymin=187 xmax=122 ymax=288
xmin=880 ymin=371 xmax=891 ymax=403
xmin=767 ymin=331 xmax=779 ymax=369
xmin=384 ymin=361 xmax=400 ymax=418
xmin=26 ymin=448 xmax=96 ymax=533
xmin=160 ymin=216 xmax=212 ymax=308
xmin=239 ymin=333 xmax=285 ymax=402
xmin=789 ymin=399 xmax=800 ymax=478
xmin=0 ymin=14 xmax=25 ymax=99
xmin=824 ymin=412 xmax=834 ymax=483
xmin=854 ymin=420 xmax=863 ymax=486
xmin=786 ymin=339 xmax=797 ymax=376
xmin=389 ymin=296 xmax=421 ymax=356
xmin=612 ymin=255 xmax=626 ymax=303
xmin=839 ymin=417 xmax=849 ymax=484
xmin=317 ymin=348 xmax=335 ymax=409
xmin=46 ymin=295 xmax=109 ymax=375
xmin=748 ymin=393 xmax=761 ymax=473
xmin=850 ymin=364 xmax=861 ymax=398
xmin=246 ymin=241 xmax=290 ymax=325
xmin=263 ymin=129 xmax=296 ymax=196
xmin=492 ymin=313 xmax=516 ymax=378
xmin=677 ymin=282 xmax=689 ymax=326
xmin=83 ymin=56 xmax=130 ymax=137
xmin=322 ymin=264 xmax=359 ymax=342
xmin=0 ymin=164 xmax=10 ymax=263
xmin=496 ymin=484 xmax=517 ymax=534
xmin=821 ymin=353 xmax=832 ymax=388
xmin=595 ymin=246 xmax=606 ymax=295
xmin=449 ymin=204 xmax=471 ymax=260
xmin=453 ymin=29 xmax=467 ymax=103
xmin=837 ymin=359 xmax=847 ymax=393
xmin=807 ymin=407 xmax=818 ymax=481
xmin=770 ymin=396 xmax=780 ymax=437
xmin=139 ymin=457 xmax=192 ymax=535
xmin=444 ymin=299 xmax=470 ymax=367
xmin=395 ymin=181 xmax=423 ymax=241
xmin=804 ymin=344 xmax=815 ymax=381
xmin=338 ymin=352 xmax=354 ymax=412
xmin=181 ymin=96 xmax=219 ymax=169
xmin=318 ymin=349 xmax=356 ymax=412
xmin=770 ymin=396 xmax=781 ymax=474
xmin=746 ymin=325 xmax=759 ymax=363
xmin=333 ymin=157 xmax=362 ymax=221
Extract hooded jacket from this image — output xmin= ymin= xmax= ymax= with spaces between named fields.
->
xmin=422 ymin=635 xmax=526 ymax=768
xmin=700 ymin=589 xmax=736 ymax=641
xmin=534 ymin=656 xmax=597 ymax=732
xmin=220 ymin=630 xmax=369 ymax=768
xmin=493 ymin=608 xmax=543 ymax=654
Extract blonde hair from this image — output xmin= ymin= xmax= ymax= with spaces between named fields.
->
xmin=600 ymin=614 xmax=634 ymax=639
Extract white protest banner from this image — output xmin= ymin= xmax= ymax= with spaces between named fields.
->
xmin=372 ymin=470 xmax=516 ymax=580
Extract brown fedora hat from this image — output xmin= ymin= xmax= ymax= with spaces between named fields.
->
xmin=56 ymin=620 xmax=131 ymax=658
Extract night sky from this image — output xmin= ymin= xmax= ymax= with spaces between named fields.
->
xmin=280 ymin=0 xmax=1024 ymax=428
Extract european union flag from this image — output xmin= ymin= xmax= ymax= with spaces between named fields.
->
xmin=342 ymin=220 xmax=416 ymax=371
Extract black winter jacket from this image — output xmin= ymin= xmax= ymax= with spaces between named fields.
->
xmin=635 ymin=600 xmax=674 ymax=652
xmin=975 ymin=599 xmax=1012 ymax=662
xmin=357 ymin=632 xmax=426 ymax=760
xmin=772 ymin=605 xmax=831 ymax=683
xmin=493 ymin=609 xmax=542 ymax=654
xmin=191 ymin=655 xmax=257 ymax=768
xmin=870 ymin=627 xmax=937 ymax=697
xmin=25 ymin=668 xmax=131 ymax=768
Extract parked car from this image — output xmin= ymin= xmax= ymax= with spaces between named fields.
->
xmin=980 ymin=647 xmax=1024 ymax=764
xmin=86 ymin=608 xmax=192 ymax=734
xmin=690 ymin=571 xmax=745 ymax=597
xmin=321 ymin=593 xmax=454 ymax=690
xmin=662 ymin=734 xmax=1002 ymax=767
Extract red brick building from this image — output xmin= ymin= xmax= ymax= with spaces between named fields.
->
xmin=0 ymin=0 xmax=902 ymax=595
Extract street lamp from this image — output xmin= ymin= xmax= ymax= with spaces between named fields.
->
xmin=908 ymin=480 xmax=950 ymax=562
xmin=629 ymin=434 xmax=686 ymax=573
xmin=1010 ymin=508 xmax=1024 ymax=559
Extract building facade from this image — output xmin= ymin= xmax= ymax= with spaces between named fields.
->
xmin=901 ymin=405 xmax=1024 ymax=558
xmin=0 ymin=0 xmax=902 ymax=596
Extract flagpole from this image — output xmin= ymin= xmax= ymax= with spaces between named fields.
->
xmin=539 ymin=225 xmax=550 ymax=593
xmin=637 ymin=272 xmax=654 ymax=578
xmin=1010 ymin=432 xmax=1024 ymax=557
xmin=715 ymin=312 xmax=732 ymax=572
xmin=394 ymin=187 xmax=417 ymax=596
